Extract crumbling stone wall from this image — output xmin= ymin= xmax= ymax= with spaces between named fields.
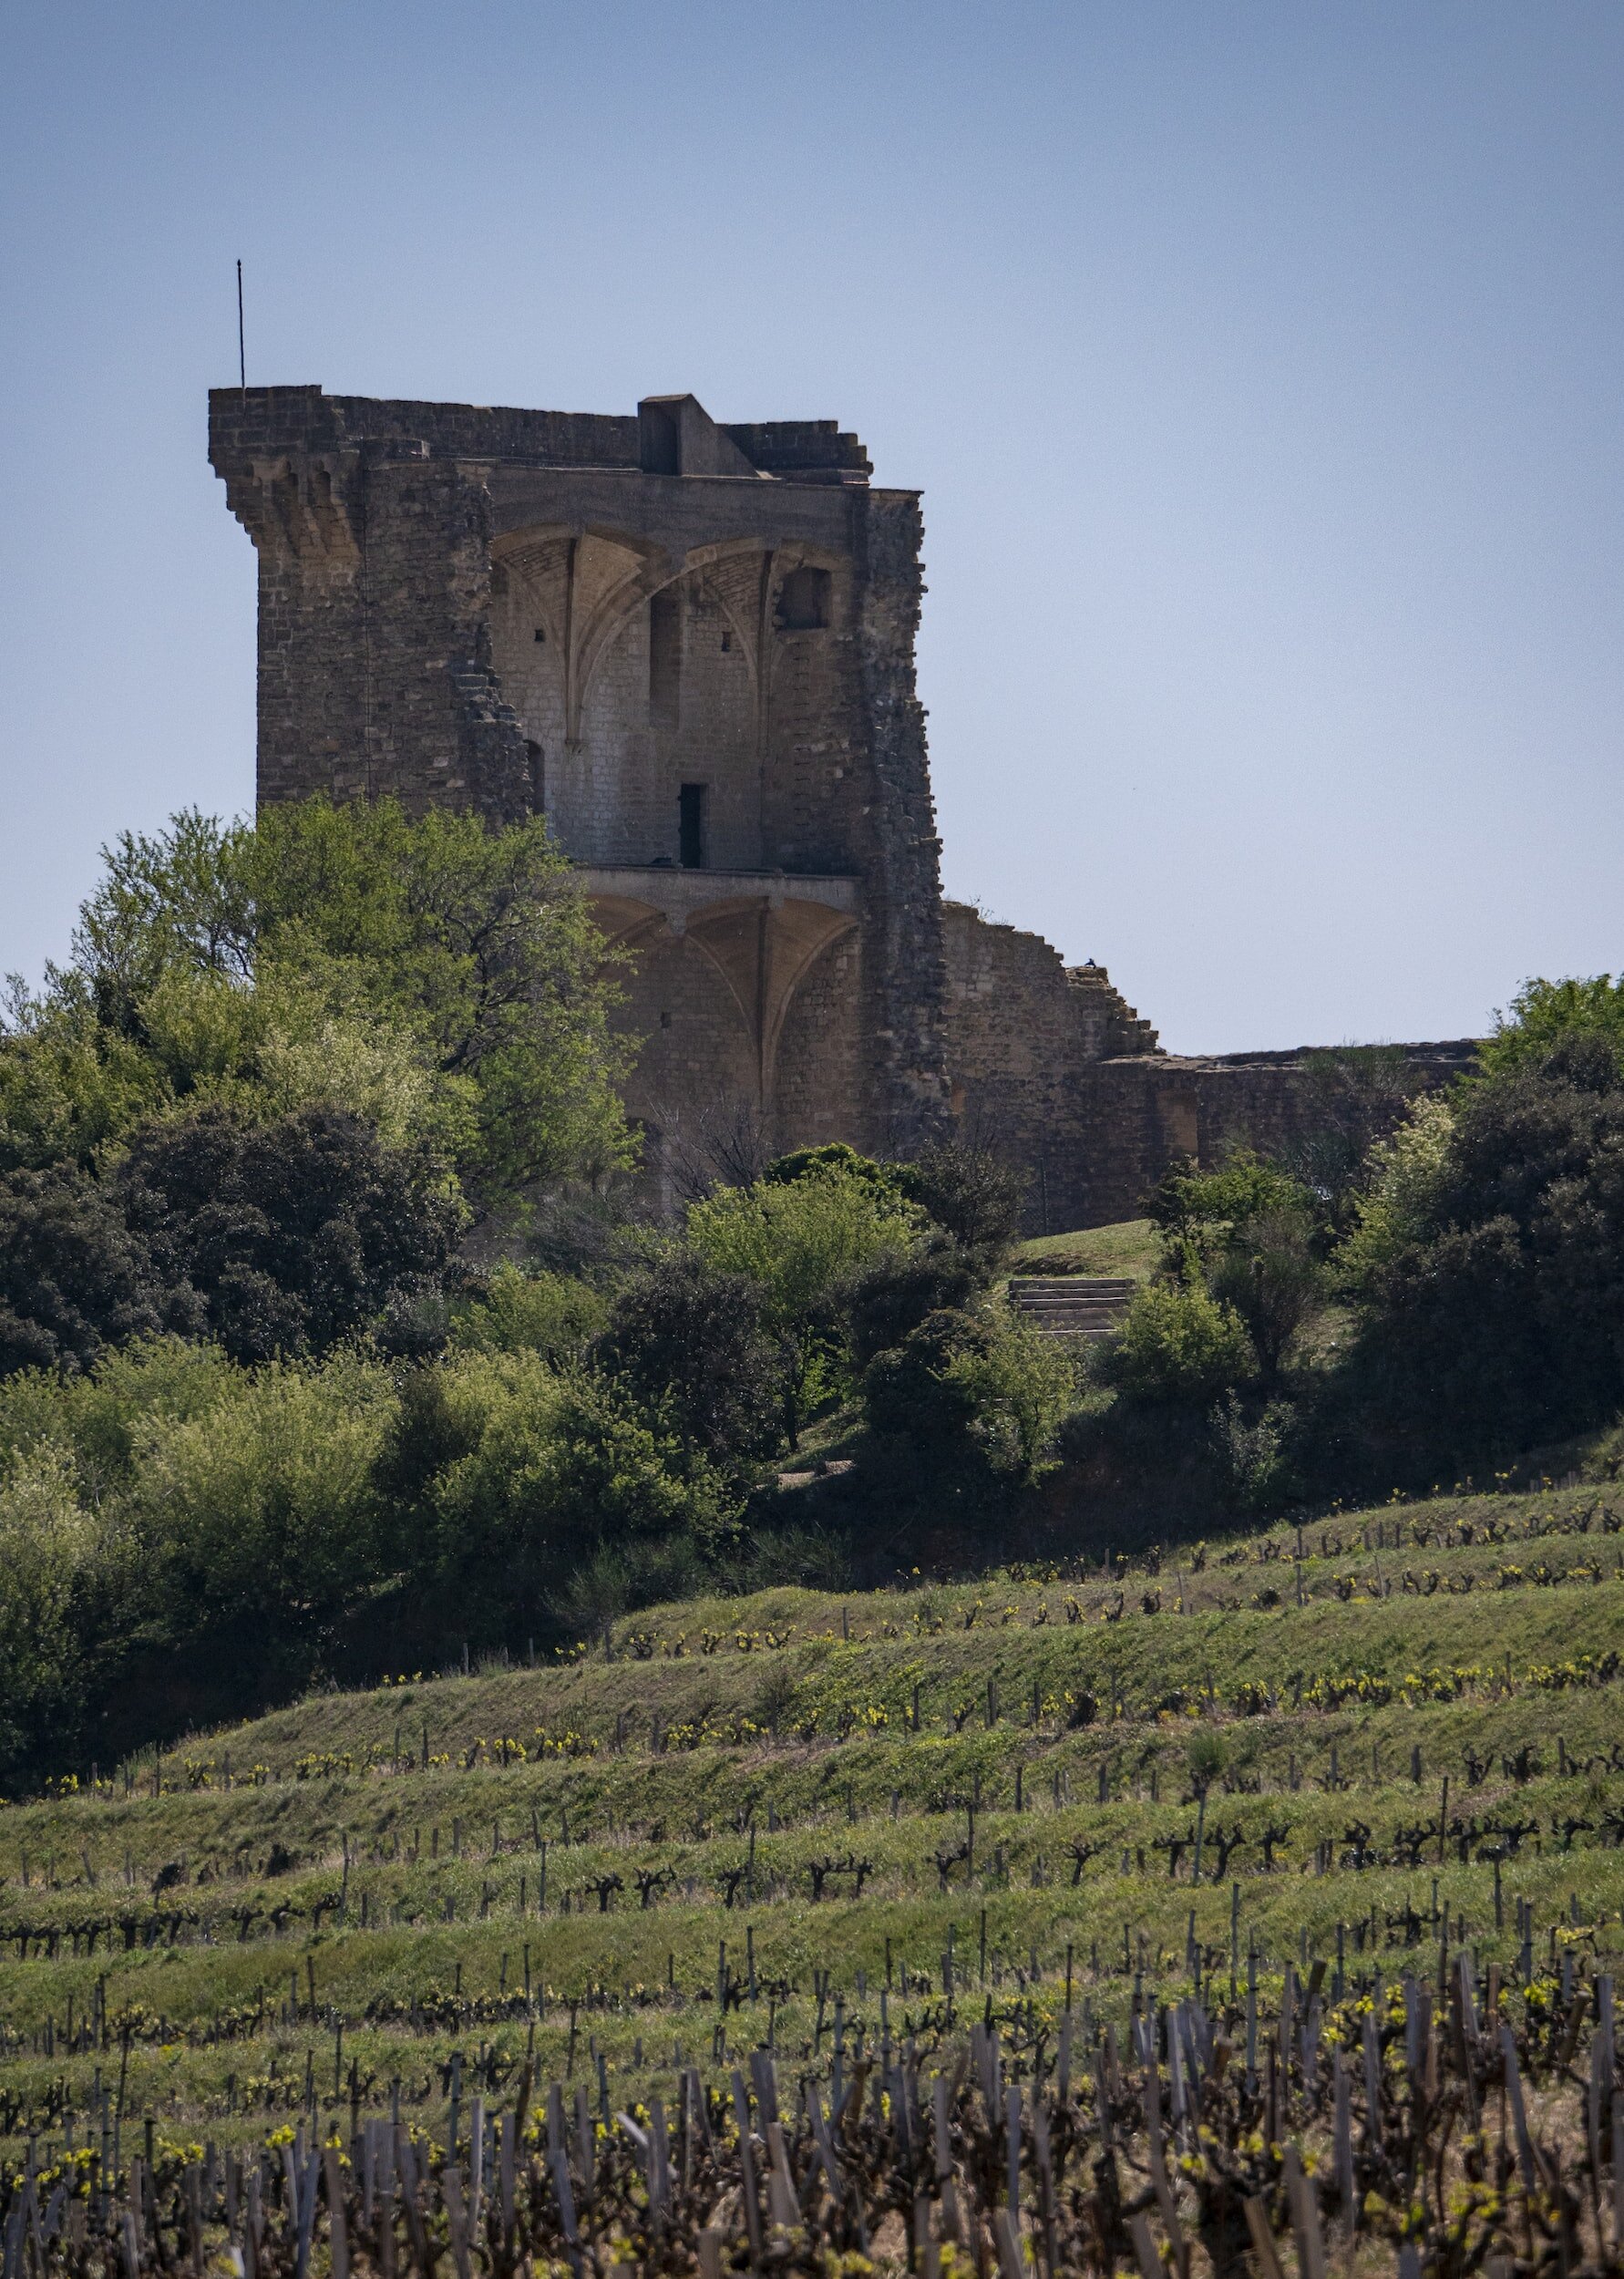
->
xmin=938 ymin=894 xmax=1474 ymax=1230
xmin=940 ymin=903 xmax=1167 ymax=1228
xmin=212 ymin=382 xmax=1467 ymax=1224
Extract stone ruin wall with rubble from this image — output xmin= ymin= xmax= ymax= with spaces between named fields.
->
xmin=211 ymin=384 xmax=1471 ymax=1229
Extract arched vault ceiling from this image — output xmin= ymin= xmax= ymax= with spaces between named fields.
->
xmin=585 ymin=885 xmax=856 ymax=1099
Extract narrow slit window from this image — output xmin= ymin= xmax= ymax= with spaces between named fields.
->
xmin=649 ymin=591 xmax=681 ymax=728
xmin=525 ymin=739 xmax=544 ymax=813
xmin=678 ymin=783 xmax=707 ymax=870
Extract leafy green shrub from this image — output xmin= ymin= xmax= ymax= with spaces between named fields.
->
xmin=598 ymin=1248 xmax=786 ymax=1472
xmin=1105 ymin=1280 xmax=1256 ymax=1406
xmin=422 ymin=1354 xmax=733 ymax=1643
xmin=1148 ymin=1150 xmax=1314 ymax=1252
xmin=939 ymin=1306 xmax=1081 ymax=1481
xmin=0 ymin=1336 xmax=236 ymax=1497
xmin=549 ymin=1536 xmax=710 ymax=1633
xmin=1335 ymin=1091 xmax=1454 ymax=1286
xmin=1337 ymin=1043 xmax=1624 ymax=1460
xmin=127 ymin=1351 xmax=398 ymax=1656
xmin=687 ymin=1163 xmax=921 ymax=1438
xmin=1207 ymin=1208 xmax=1326 ymax=1377
xmin=863 ymin=1303 xmax=1079 ymax=1484
xmin=0 ymin=1166 xmax=177 ymax=1376
xmin=763 ymin=1142 xmax=905 ymax=1198
xmin=738 ymin=1523 xmax=853 ymax=1593
xmin=119 ymin=1104 xmax=464 ymax=1366
xmin=0 ymin=1444 xmax=126 ymax=1785
xmin=894 ymin=1142 xmax=1027 ymax=1259
xmin=1209 ymin=1390 xmax=1300 ymax=1511
xmin=841 ymin=1239 xmax=980 ymax=1367
xmin=1478 ymin=974 xmax=1624 ymax=1081
xmin=451 ymin=1263 xmax=607 ymax=1366
xmin=860 ymin=1309 xmax=983 ymax=1448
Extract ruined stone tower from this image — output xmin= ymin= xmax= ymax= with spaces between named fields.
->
xmin=209 ymin=385 xmax=949 ymax=1176
xmin=211 ymin=384 xmax=1473 ymax=1225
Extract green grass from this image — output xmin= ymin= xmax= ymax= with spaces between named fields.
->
xmin=1012 ymin=1219 xmax=1159 ymax=1279
xmin=4 ymin=1478 xmax=1623 ymax=2159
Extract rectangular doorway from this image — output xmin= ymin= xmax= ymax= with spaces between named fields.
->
xmin=678 ymin=782 xmax=707 ymax=869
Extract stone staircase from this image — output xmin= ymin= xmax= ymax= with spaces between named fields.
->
xmin=1007 ymin=1275 xmax=1137 ymax=1340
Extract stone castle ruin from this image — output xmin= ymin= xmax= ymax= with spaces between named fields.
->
xmin=210 ymin=385 xmax=1469 ymax=1225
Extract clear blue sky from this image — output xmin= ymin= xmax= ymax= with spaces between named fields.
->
xmin=2 ymin=2 xmax=1619 ymax=1052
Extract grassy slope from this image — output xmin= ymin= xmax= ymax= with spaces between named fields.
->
xmin=4 ymin=1480 xmax=1623 ymax=2154
xmin=1012 ymin=1220 xmax=1159 ymax=1278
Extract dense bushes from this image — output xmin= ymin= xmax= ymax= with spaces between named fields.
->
xmin=1338 ymin=1034 xmax=1624 ymax=1463
xmin=1105 ymin=1278 xmax=1257 ymax=1406
xmin=122 ymin=1105 xmax=464 ymax=1363
xmin=15 ymin=794 xmax=1620 ymax=1785
xmin=0 ymin=1335 xmax=740 ymax=1782
xmin=598 ymin=1249 xmax=787 ymax=1475
xmin=0 ymin=1107 xmax=461 ymax=1376
xmin=862 ymin=1302 xmax=1081 ymax=1485
xmin=0 ymin=1111 xmax=1042 ymax=1782
xmin=687 ymin=1157 xmax=921 ymax=1438
xmin=1105 ymin=985 xmax=1624 ymax=1494
xmin=0 ymin=1167 xmax=175 ymax=1376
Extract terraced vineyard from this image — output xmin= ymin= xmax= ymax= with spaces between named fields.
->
xmin=5 ymin=1477 xmax=1624 ymax=2178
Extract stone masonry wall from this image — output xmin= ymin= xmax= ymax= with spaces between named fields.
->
xmin=211 ymin=384 xmax=951 ymax=1163
xmin=850 ymin=490 xmax=951 ymax=1156
xmin=940 ymin=894 xmax=1475 ymax=1231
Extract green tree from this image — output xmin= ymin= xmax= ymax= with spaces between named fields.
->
xmin=1478 ymin=975 xmax=1624 ymax=1081
xmin=449 ymin=1263 xmax=608 ymax=1367
xmin=1338 ymin=1040 xmax=1624 ymax=1461
xmin=1105 ymin=1280 xmax=1256 ymax=1406
xmin=1334 ymin=1092 xmax=1455 ymax=1286
xmin=940 ymin=1306 xmax=1080 ymax=1481
xmin=0 ymin=1168 xmax=177 ymax=1377
xmin=1207 ymin=1209 xmax=1326 ymax=1378
xmin=0 ymin=1446 xmax=125 ymax=1786
xmin=1146 ymin=1151 xmax=1311 ymax=1263
xmin=841 ymin=1240 xmax=981 ymax=1367
xmin=118 ymin=1105 xmax=464 ymax=1366
xmin=127 ymin=1351 xmax=399 ymax=1698
xmin=244 ymin=799 xmax=636 ymax=1195
xmin=4 ymin=799 xmax=636 ymax=1201
xmin=422 ymin=1351 xmax=732 ymax=1643
xmin=598 ymin=1247 xmax=787 ymax=1474
xmin=686 ymin=1163 xmax=922 ymax=1439
xmin=894 ymin=1141 xmax=1027 ymax=1261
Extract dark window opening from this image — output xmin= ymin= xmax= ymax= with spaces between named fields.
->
xmin=649 ymin=591 xmax=681 ymax=728
xmin=525 ymin=739 xmax=545 ymax=813
xmin=641 ymin=404 xmax=680 ymax=475
xmin=678 ymin=783 xmax=707 ymax=870
xmin=720 ymin=628 xmax=732 ymax=653
xmin=532 ymin=626 xmax=546 ymax=644
xmin=776 ymin=565 xmax=831 ymax=631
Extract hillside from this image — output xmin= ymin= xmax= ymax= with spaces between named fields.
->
xmin=1010 ymin=1220 xmax=1160 ymax=1281
xmin=3 ymin=1476 xmax=1622 ymax=2171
